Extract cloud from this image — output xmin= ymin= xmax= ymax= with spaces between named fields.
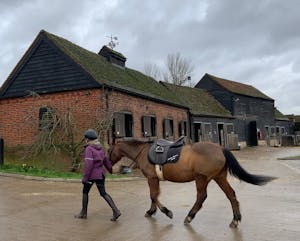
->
xmin=0 ymin=0 xmax=299 ymax=114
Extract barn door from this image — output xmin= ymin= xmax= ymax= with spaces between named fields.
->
xmin=248 ymin=121 xmax=258 ymax=146
xmin=218 ymin=123 xmax=225 ymax=147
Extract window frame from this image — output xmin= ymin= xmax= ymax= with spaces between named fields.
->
xmin=141 ymin=115 xmax=157 ymax=137
xmin=178 ymin=120 xmax=187 ymax=137
xmin=113 ymin=112 xmax=133 ymax=138
xmin=39 ymin=106 xmax=54 ymax=130
xmin=163 ymin=118 xmax=174 ymax=139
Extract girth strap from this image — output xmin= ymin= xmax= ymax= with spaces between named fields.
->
xmin=155 ymin=165 xmax=165 ymax=181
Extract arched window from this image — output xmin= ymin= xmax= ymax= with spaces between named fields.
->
xmin=39 ymin=107 xmax=54 ymax=130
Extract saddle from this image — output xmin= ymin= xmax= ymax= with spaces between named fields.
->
xmin=147 ymin=136 xmax=185 ymax=165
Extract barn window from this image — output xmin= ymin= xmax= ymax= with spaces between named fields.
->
xmin=113 ymin=112 xmax=133 ymax=138
xmin=270 ymin=126 xmax=275 ymax=136
xmin=203 ymin=123 xmax=213 ymax=141
xmin=178 ymin=121 xmax=187 ymax=136
xmin=163 ymin=118 xmax=174 ymax=138
xmin=142 ymin=115 xmax=156 ymax=137
xmin=39 ymin=107 xmax=54 ymax=130
xmin=281 ymin=127 xmax=286 ymax=135
xmin=225 ymin=123 xmax=234 ymax=134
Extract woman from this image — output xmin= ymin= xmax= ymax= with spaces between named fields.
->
xmin=75 ymin=129 xmax=121 ymax=221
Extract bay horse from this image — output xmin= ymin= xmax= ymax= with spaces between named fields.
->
xmin=108 ymin=139 xmax=276 ymax=227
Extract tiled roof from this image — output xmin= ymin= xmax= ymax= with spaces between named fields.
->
xmin=43 ymin=30 xmax=185 ymax=107
xmin=161 ymin=82 xmax=232 ymax=118
xmin=206 ymin=73 xmax=273 ymax=100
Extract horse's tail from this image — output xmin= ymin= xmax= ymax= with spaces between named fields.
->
xmin=223 ymin=148 xmax=277 ymax=185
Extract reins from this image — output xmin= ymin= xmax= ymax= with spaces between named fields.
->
xmin=108 ymin=144 xmax=114 ymax=163
xmin=132 ymin=144 xmax=147 ymax=163
xmin=109 ymin=142 xmax=147 ymax=166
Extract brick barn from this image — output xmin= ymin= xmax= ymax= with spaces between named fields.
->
xmin=0 ymin=30 xmax=189 ymax=148
xmin=0 ymin=30 xmax=294 ymax=153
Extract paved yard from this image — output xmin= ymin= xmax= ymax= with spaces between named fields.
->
xmin=0 ymin=146 xmax=299 ymax=241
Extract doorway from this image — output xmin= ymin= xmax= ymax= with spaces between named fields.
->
xmin=217 ymin=123 xmax=225 ymax=146
xmin=248 ymin=121 xmax=258 ymax=146
xmin=193 ymin=123 xmax=202 ymax=142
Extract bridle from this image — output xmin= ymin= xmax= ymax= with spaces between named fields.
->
xmin=132 ymin=144 xmax=146 ymax=163
xmin=108 ymin=142 xmax=147 ymax=165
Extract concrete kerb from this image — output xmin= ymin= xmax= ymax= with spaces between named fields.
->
xmin=0 ymin=172 xmax=144 ymax=183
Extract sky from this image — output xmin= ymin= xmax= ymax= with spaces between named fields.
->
xmin=0 ymin=0 xmax=299 ymax=114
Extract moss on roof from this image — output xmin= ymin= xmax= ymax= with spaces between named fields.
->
xmin=161 ymin=82 xmax=232 ymax=118
xmin=274 ymin=107 xmax=289 ymax=121
xmin=206 ymin=74 xmax=273 ymax=100
xmin=43 ymin=30 xmax=184 ymax=107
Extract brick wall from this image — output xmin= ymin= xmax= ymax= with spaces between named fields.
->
xmin=0 ymin=89 xmax=105 ymax=146
xmin=107 ymin=90 xmax=188 ymax=140
xmin=0 ymin=88 xmax=188 ymax=147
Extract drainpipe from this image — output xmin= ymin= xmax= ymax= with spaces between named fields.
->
xmin=187 ymin=110 xmax=192 ymax=144
xmin=0 ymin=138 xmax=4 ymax=165
xmin=104 ymin=85 xmax=111 ymax=145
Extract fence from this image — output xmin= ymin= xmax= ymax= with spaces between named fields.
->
xmin=268 ymin=135 xmax=300 ymax=147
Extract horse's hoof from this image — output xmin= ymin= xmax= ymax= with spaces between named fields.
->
xmin=229 ymin=220 xmax=239 ymax=228
xmin=145 ymin=209 xmax=156 ymax=217
xmin=184 ymin=216 xmax=192 ymax=224
xmin=166 ymin=210 xmax=173 ymax=219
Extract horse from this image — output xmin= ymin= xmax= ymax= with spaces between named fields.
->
xmin=108 ymin=139 xmax=276 ymax=227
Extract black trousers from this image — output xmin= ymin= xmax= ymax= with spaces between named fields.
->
xmin=82 ymin=177 xmax=107 ymax=197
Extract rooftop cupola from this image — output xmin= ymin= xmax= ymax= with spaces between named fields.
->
xmin=98 ymin=45 xmax=126 ymax=68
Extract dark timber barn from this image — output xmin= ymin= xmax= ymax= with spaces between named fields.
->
xmin=195 ymin=73 xmax=293 ymax=147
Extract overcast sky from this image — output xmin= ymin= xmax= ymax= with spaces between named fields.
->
xmin=0 ymin=0 xmax=299 ymax=114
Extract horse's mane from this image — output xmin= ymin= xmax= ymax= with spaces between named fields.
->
xmin=116 ymin=138 xmax=154 ymax=145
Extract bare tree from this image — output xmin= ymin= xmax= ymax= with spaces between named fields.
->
xmin=163 ymin=53 xmax=194 ymax=86
xmin=144 ymin=62 xmax=162 ymax=81
xmin=23 ymin=93 xmax=113 ymax=171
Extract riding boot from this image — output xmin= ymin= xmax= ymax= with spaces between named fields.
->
xmin=75 ymin=193 xmax=88 ymax=219
xmin=103 ymin=194 xmax=121 ymax=221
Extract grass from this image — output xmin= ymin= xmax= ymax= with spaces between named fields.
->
xmin=277 ymin=155 xmax=300 ymax=160
xmin=0 ymin=163 xmax=129 ymax=179
xmin=0 ymin=163 xmax=81 ymax=179
xmin=1 ymin=147 xmax=133 ymax=180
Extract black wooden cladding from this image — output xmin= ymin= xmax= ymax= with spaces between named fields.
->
xmin=1 ymin=39 xmax=100 ymax=98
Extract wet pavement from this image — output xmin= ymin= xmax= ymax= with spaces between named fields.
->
xmin=0 ymin=146 xmax=299 ymax=241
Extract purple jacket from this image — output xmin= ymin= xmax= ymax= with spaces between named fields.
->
xmin=82 ymin=143 xmax=112 ymax=183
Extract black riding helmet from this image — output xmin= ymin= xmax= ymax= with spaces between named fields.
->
xmin=84 ymin=129 xmax=98 ymax=140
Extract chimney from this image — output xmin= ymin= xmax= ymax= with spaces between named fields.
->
xmin=98 ymin=46 xmax=126 ymax=68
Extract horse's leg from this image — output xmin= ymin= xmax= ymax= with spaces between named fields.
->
xmin=145 ymin=177 xmax=159 ymax=217
xmin=145 ymin=177 xmax=173 ymax=219
xmin=214 ymin=170 xmax=241 ymax=228
xmin=184 ymin=174 xmax=208 ymax=224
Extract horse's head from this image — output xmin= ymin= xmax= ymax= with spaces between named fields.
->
xmin=108 ymin=143 xmax=123 ymax=166
xmin=108 ymin=139 xmax=153 ymax=166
